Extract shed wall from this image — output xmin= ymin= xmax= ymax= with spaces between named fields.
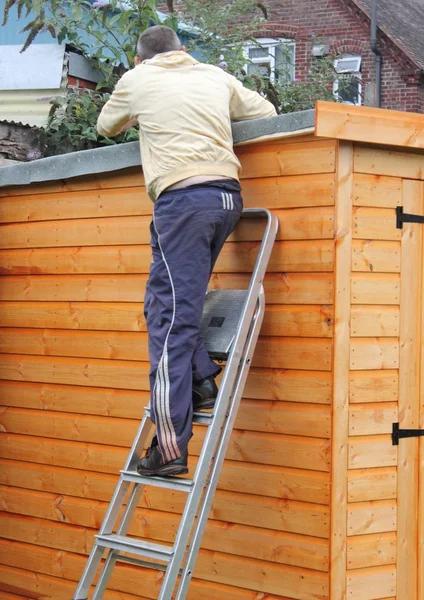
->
xmin=0 ymin=136 xmax=336 ymax=599
xmin=343 ymin=145 xmax=424 ymax=600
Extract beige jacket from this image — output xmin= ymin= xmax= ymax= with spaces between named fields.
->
xmin=97 ymin=51 xmax=277 ymax=201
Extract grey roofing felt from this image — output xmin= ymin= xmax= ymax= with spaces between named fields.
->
xmin=0 ymin=109 xmax=315 ymax=188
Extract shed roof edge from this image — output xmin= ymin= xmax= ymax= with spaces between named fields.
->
xmin=0 ymin=109 xmax=315 ymax=188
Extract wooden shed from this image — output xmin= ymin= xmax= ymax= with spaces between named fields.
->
xmin=0 ymin=100 xmax=424 ymax=600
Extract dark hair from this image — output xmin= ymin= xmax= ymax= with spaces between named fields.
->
xmin=136 ymin=25 xmax=181 ymax=62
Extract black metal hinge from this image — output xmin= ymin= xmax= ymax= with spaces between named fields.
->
xmin=392 ymin=422 xmax=424 ymax=445
xmin=396 ymin=206 xmax=424 ymax=229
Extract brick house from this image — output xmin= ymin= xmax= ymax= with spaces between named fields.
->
xmin=248 ymin=0 xmax=424 ymax=113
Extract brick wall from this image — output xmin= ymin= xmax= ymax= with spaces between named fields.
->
xmin=256 ymin=0 xmax=423 ymax=113
xmin=160 ymin=0 xmax=423 ymax=114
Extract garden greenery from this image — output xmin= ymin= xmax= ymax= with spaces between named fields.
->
xmin=2 ymin=0 xmax=350 ymax=156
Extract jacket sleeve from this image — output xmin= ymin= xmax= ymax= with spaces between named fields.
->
xmin=228 ymin=74 xmax=277 ymax=121
xmin=97 ymin=76 xmax=133 ymax=137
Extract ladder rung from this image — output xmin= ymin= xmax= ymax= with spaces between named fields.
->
xmin=114 ymin=554 xmax=180 ymax=573
xmin=193 ymin=411 xmax=214 ymax=424
xmin=95 ymin=534 xmax=174 ymax=562
xmin=121 ymin=470 xmax=194 ymax=492
xmin=145 ymin=407 xmax=213 ymax=425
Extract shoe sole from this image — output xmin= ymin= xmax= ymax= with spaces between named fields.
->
xmin=193 ymin=399 xmax=216 ymax=411
xmin=136 ymin=464 xmax=189 ymax=477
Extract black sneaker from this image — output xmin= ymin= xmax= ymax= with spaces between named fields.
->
xmin=192 ymin=375 xmax=218 ymax=411
xmin=137 ymin=438 xmax=188 ymax=477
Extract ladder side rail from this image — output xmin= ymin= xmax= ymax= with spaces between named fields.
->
xmin=73 ymin=478 xmax=134 ymax=600
xmin=158 ymin=210 xmax=277 ymax=599
xmin=91 ymin=483 xmax=145 ymax=600
xmin=175 ymin=288 xmax=265 ymax=599
xmin=74 ymin=408 xmax=153 ymax=597
xmin=125 ymin=412 xmax=155 ymax=471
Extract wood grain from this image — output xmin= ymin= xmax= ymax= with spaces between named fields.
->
xmin=351 ymin=274 xmax=400 ymax=305
xmin=316 ymin=100 xmax=424 ymax=150
xmin=352 ymin=240 xmax=401 ymax=273
xmin=353 ymin=174 xmax=402 ymax=209
xmin=330 ymin=140 xmax=353 ymax=600
xmin=348 ymin=468 xmax=397 ymax=502
xmin=347 ymin=500 xmax=397 ymax=536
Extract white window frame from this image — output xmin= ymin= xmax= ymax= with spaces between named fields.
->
xmin=333 ymin=55 xmax=362 ymax=105
xmin=243 ymin=38 xmax=296 ymax=84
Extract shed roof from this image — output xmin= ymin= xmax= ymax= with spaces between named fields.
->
xmin=0 ymin=109 xmax=314 ymax=188
xmin=1 ymin=102 xmax=424 ymax=189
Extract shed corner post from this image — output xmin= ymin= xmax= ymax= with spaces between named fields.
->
xmin=330 ymin=140 xmax=354 ymax=600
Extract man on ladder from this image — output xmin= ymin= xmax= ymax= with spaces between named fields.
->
xmin=97 ymin=25 xmax=276 ymax=476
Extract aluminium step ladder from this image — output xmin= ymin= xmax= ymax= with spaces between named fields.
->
xmin=73 ymin=207 xmax=278 ymax=600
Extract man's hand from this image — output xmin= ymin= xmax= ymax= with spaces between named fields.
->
xmin=119 ymin=118 xmax=138 ymax=134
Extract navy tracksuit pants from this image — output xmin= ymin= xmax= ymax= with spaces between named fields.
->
xmin=144 ymin=181 xmax=243 ymax=462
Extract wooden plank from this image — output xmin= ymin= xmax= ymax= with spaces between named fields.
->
xmin=0 ymin=272 xmax=334 ymax=305
xmin=0 ymin=303 xmax=146 ymax=332
xmin=233 ymin=207 xmax=335 ymax=241
xmin=0 ymin=354 xmax=150 ymax=390
xmin=0 ymin=456 xmax=330 ymax=507
xmin=0 ymin=538 xmax=329 ymax=600
xmin=262 ymin=306 xmax=333 ymax=337
xmin=350 ymin=306 xmax=399 ymax=337
xmin=0 ymin=364 xmax=331 ymax=406
xmin=240 ymin=173 xmax=336 ymax=209
xmin=0 ymin=551 xmax=276 ymax=600
xmin=316 ymin=100 xmax=424 ymax=149
xmin=0 ymin=380 xmax=146 ymax=418
xmin=420 ymin=180 xmax=424 ymax=600
xmin=346 ymin=566 xmax=396 ymax=600
xmin=235 ymin=401 xmax=331 ymax=438
xmin=0 ymin=208 xmax=334 ymax=249
xmin=0 ymin=166 xmax=145 ymax=197
xmin=211 ymin=273 xmax=334 ymax=305
xmin=0 ymin=215 xmax=150 ymax=249
xmin=0 ymin=564 xmax=149 ymax=600
xmin=354 ymin=145 xmax=424 ymax=180
xmin=0 ymin=186 xmax=151 ymax=224
xmin=330 ymin=140 xmax=353 ymax=600
xmin=349 ymin=403 xmax=398 ymax=436
xmin=347 ymin=532 xmax=396 ymax=569
xmin=0 ymin=550 xmax=268 ymax=600
xmin=352 ymin=240 xmax=401 ymax=273
xmin=353 ymin=174 xmax=402 ymax=208
xmin=237 ymin=138 xmax=336 ymax=177
xmin=0 ymin=370 xmax=331 ymax=414
xmin=0 ymin=486 xmax=329 ymax=568
xmin=0 ymin=240 xmax=334 ymax=275
xmin=348 ymin=435 xmax=397 ymax=469
xmin=396 ymin=178 xmax=423 ymax=600
xmin=350 ymin=338 xmax=399 ymax=370
xmin=0 ymin=387 xmax=331 ymax=438
xmin=0 ymin=328 xmax=148 ymax=359
xmin=352 ymin=207 xmax=400 ymax=241
xmin=0 ymin=410 xmax=330 ymax=472
xmin=351 ymin=273 xmax=400 ymax=305
xmin=348 ymin=500 xmax=397 ymax=536
xmin=0 ymin=306 xmax=332 ymax=338
xmin=348 ymin=467 xmax=397 ymax=502
xmin=0 ymin=593 xmax=33 ymax=600
xmin=349 ymin=371 xmax=398 ymax=403
xmin=253 ymin=338 xmax=332 ymax=371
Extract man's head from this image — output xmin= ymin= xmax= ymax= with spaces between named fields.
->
xmin=136 ymin=25 xmax=182 ymax=64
